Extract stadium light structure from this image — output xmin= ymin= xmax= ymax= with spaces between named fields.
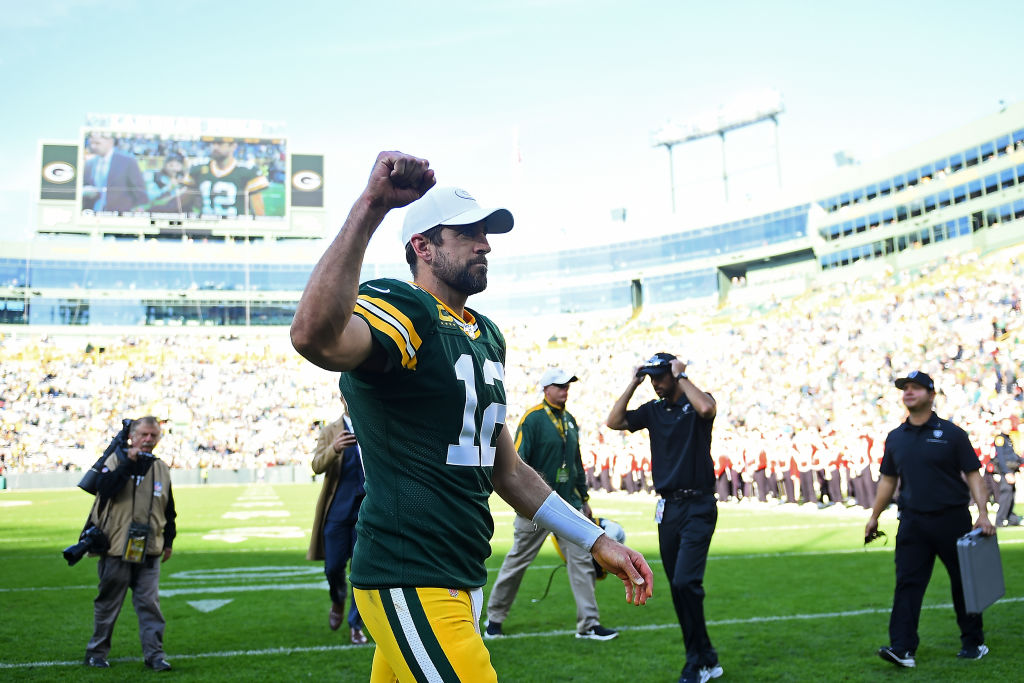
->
xmin=652 ymin=89 xmax=784 ymax=212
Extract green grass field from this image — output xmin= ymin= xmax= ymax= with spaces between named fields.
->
xmin=1 ymin=484 xmax=1021 ymax=682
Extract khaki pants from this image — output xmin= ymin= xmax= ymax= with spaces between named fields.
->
xmin=85 ymin=555 xmax=165 ymax=663
xmin=486 ymin=514 xmax=599 ymax=633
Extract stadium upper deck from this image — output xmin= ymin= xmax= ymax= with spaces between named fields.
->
xmin=3 ymin=103 xmax=1023 ymax=326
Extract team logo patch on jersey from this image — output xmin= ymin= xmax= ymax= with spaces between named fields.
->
xmin=435 ymin=305 xmax=480 ymax=339
xmin=933 ymin=430 xmax=943 ymax=438
xmin=154 ymin=482 xmax=163 ymax=494
xmin=449 ymin=589 xmax=460 ymax=598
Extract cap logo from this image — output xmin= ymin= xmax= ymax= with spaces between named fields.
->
xmin=908 ymin=371 xmax=919 ymax=378
xmin=454 ymin=189 xmax=474 ymax=200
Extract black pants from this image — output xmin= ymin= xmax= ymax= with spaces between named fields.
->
xmin=659 ymin=495 xmax=718 ymax=669
xmin=782 ymin=475 xmax=796 ymax=503
xmin=995 ymin=479 xmax=1016 ymax=525
xmin=324 ymin=517 xmax=362 ymax=629
xmin=798 ymin=470 xmax=815 ymax=503
xmin=890 ymin=507 xmax=982 ymax=653
xmin=753 ymin=469 xmax=768 ymax=502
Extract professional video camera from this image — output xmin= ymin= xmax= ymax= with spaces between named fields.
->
xmin=77 ymin=419 xmax=132 ymax=495
xmin=63 ymin=524 xmax=110 ymax=566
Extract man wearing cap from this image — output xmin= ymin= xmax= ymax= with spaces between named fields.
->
xmin=290 ymin=152 xmax=653 ymax=683
xmin=485 ymin=368 xmax=618 ymax=641
xmin=606 ymin=353 xmax=722 ymax=683
xmin=867 ymin=371 xmax=995 ymax=669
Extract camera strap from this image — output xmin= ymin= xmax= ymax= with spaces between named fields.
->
xmin=130 ymin=464 xmax=157 ymax=527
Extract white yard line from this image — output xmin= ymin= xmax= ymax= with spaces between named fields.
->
xmin=4 ymin=597 xmax=1022 ymax=669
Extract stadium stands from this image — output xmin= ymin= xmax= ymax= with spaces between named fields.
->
xmin=3 ymin=244 xmax=1020 ymax=513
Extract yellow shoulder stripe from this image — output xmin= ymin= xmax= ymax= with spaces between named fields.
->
xmin=245 ymin=175 xmax=270 ymax=194
xmin=354 ymin=294 xmax=423 ymax=370
xmin=513 ymin=403 xmax=546 ymax=450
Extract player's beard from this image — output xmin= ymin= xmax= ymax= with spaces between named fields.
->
xmin=432 ymin=249 xmax=488 ymax=295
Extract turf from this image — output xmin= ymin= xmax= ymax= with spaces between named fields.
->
xmin=1 ymin=484 xmax=1020 ymax=681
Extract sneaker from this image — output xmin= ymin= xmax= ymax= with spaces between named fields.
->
xmin=878 ymin=646 xmax=916 ymax=668
xmin=957 ymin=644 xmax=989 ymax=660
xmin=84 ymin=656 xmax=110 ymax=668
xmin=146 ymin=657 xmax=172 ymax=672
xmin=701 ymin=663 xmax=724 ymax=681
xmin=575 ymin=624 xmax=618 ymax=641
xmin=483 ymin=621 xmax=504 ymax=639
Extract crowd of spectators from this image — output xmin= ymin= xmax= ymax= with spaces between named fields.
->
xmin=2 ymin=246 xmax=1021 ymax=509
xmin=0 ymin=334 xmax=333 ymax=474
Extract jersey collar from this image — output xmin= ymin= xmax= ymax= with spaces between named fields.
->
xmin=901 ymin=411 xmax=940 ymax=431
xmin=210 ymin=158 xmax=238 ymax=178
xmin=416 ymin=283 xmax=480 ymax=339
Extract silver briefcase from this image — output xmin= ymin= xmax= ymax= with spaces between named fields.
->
xmin=956 ymin=529 xmax=1005 ymax=614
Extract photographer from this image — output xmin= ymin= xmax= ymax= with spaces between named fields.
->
xmin=82 ymin=417 xmax=176 ymax=671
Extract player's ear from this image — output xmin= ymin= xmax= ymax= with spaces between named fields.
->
xmin=409 ymin=234 xmax=434 ymax=264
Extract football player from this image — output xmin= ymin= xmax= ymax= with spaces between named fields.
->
xmin=291 ymin=152 xmax=653 ymax=682
xmin=185 ymin=138 xmax=269 ymax=217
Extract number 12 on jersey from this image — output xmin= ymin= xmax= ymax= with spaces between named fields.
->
xmin=447 ymin=354 xmax=506 ymax=467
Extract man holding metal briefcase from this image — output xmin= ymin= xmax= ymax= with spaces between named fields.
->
xmin=77 ymin=416 xmax=177 ymax=671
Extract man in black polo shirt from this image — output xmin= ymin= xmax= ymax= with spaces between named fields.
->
xmin=866 ymin=370 xmax=995 ymax=669
xmin=607 ymin=352 xmax=721 ymax=683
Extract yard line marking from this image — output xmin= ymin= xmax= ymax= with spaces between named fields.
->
xmin=221 ymin=510 xmax=291 ymax=519
xmin=187 ymin=599 xmax=233 ymax=612
xmin=3 ymin=597 xmax=1022 ymax=670
xmin=5 ymin=537 xmax=1024 ymax=592
xmin=159 ymin=582 xmax=327 ymax=597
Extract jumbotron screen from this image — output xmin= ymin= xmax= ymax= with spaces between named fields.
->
xmin=80 ymin=130 xmax=287 ymax=221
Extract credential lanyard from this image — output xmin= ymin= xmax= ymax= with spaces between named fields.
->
xmin=542 ymin=403 xmax=571 ymax=473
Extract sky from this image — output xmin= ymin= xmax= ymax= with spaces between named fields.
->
xmin=1 ymin=0 xmax=1021 ymax=262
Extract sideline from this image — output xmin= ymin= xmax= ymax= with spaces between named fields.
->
xmin=4 ymin=597 xmax=1022 ymax=670
xmin=5 ymin=538 xmax=1024 ymax=594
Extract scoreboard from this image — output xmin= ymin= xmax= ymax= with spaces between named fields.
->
xmin=37 ymin=114 xmax=326 ymax=240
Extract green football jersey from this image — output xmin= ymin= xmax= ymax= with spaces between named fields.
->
xmin=187 ymin=160 xmax=269 ymax=217
xmin=340 ymin=278 xmax=507 ymax=589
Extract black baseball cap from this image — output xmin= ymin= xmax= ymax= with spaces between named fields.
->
xmin=894 ymin=370 xmax=935 ymax=391
xmin=637 ymin=352 xmax=677 ymax=377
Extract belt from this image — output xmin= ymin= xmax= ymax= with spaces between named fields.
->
xmin=901 ymin=505 xmax=963 ymax=517
xmin=659 ymin=489 xmax=711 ymax=501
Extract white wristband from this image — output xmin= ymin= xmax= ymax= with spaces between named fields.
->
xmin=532 ymin=491 xmax=605 ymax=552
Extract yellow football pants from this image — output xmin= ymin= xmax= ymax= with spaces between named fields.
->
xmin=354 ymin=586 xmax=497 ymax=683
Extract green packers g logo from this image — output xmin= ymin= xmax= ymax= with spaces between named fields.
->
xmin=292 ymin=170 xmax=323 ymax=192
xmin=43 ymin=161 xmax=75 ymax=183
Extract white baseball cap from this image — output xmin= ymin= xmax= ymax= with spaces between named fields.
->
xmin=539 ymin=368 xmax=578 ymax=388
xmin=401 ymin=186 xmax=513 ymax=245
